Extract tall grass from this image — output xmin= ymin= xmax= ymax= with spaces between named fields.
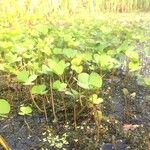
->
xmin=0 ymin=0 xmax=149 ymax=18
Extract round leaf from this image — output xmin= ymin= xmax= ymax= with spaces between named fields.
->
xmin=77 ymin=73 xmax=89 ymax=89
xmin=31 ymin=84 xmax=47 ymax=95
xmin=19 ymin=106 xmax=32 ymax=115
xmin=89 ymin=72 xmax=102 ymax=89
xmin=0 ymin=99 xmax=10 ymax=115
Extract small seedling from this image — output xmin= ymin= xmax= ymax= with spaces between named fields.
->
xmin=18 ymin=105 xmax=32 ymax=116
xmin=89 ymin=94 xmax=103 ymax=105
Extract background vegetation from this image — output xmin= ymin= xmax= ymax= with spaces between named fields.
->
xmin=0 ymin=0 xmax=150 ymax=17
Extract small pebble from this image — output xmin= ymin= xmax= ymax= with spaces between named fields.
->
xmin=102 ymin=143 xmax=113 ymax=150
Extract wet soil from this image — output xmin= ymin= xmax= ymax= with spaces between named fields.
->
xmin=0 ymin=69 xmax=150 ymax=150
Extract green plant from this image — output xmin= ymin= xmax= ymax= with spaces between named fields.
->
xmin=124 ymin=49 xmax=141 ymax=85
xmin=77 ymin=72 xmax=102 ymax=89
xmin=0 ymin=10 xmax=149 ymax=147
xmin=16 ymin=71 xmax=37 ymax=85
xmin=18 ymin=105 xmax=32 ymax=116
xmin=0 ymin=99 xmax=11 ymax=117
xmin=31 ymin=84 xmax=47 ymax=95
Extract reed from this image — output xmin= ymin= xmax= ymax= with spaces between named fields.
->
xmin=0 ymin=0 xmax=150 ymax=17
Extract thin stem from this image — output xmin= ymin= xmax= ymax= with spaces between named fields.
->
xmin=0 ymin=135 xmax=11 ymax=150
xmin=76 ymin=105 xmax=86 ymax=119
xmin=123 ymin=93 xmax=130 ymax=120
xmin=110 ymin=68 xmax=116 ymax=112
xmin=61 ymin=92 xmax=67 ymax=123
xmin=44 ymin=95 xmax=48 ymax=123
xmin=50 ymin=77 xmax=57 ymax=121
xmin=124 ymin=57 xmax=129 ymax=86
xmin=93 ymin=108 xmax=100 ymax=143
xmin=73 ymin=99 xmax=77 ymax=130
xmin=29 ymin=87 xmax=44 ymax=112
xmin=24 ymin=116 xmax=32 ymax=134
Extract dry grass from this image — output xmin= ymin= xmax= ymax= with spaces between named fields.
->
xmin=0 ymin=0 xmax=150 ymax=16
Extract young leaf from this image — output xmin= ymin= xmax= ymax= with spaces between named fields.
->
xmin=0 ymin=99 xmax=10 ymax=116
xmin=71 ymin=65 xmax=83 ymax=74
xmin=18 ymin=106 xmax=32 ymax=115
xmin=125 ymin=50 xmax=139 ymax=61
xmin=89 ymin=72 xmax=102 ymax=89
xmin=129 ymin=62 xmax=140 ymax=72
xmin=23 ymin=74 xmax=38 ymax=85
xmin=17 ymin=71 xmax=29 ymax=83
xmin=89 ymin=94 xmax=103 ymax=105
xmin=31 ymin=84 xmax=47 ymax=95
xmin=54 ymin=60 xmax=66 ymax=75
xmin=53 ymin=80 xmax=67 ymax=91
xmin=77 ymin=73 xmax=89 ymax=89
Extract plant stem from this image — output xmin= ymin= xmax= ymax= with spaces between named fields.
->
xmin=24 ymin=116 xmax=32 ymax=134
xmin=50 ymin=77 xmax=57 ymax=122
xmin=73 ymin=99 xmax=77 ymax=130
xmin=44 ymin=95 xmax=48 ymax=123
xmin=93 ymin=107 xmax=100 ymax=143
xmin=124 ymin=57 xmax=129 ymax=86
xmin=29 ymin=87 xmax=44 ymax=112
xmin=110 ymin=68 xmax=116 ymax=113
xmin=0 ymin=135 xmax=11 ymax=150
xmin=61 ymin=92 xmax=67 ymax=123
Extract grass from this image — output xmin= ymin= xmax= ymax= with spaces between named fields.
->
xmin=0 ymin=0 xmax=150 ymax=18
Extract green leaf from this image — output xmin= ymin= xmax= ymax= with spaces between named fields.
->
xmin=54 ymin=60 xmax=66 ymax=75
xmin=36 ymin=25 xmax=49 ymax=35
xmin=77 ymin=73 xmax=89 ymax=89
xmin=41 ymin=65 xmax=52 ymax=74
xmin=77 ymin=72 xmax=102 ymax=89
xmin=71 ymin=55 xmax=84 ymax=66
xmin=53 ymin=48 xmax=62 ymax=54
xmin=63 ymin=48 xmax=77 ymax=58
xmin=0 ymin=99 xmax=10 ymax=116
xmin=23 ymin=74 xmax=38 ymax=85
xmin=129 ymin=62 xmax=140 ymax=72
xmin=94 ymin=54 xmax=118 ymax=70
xmin=17 ymin=71 xmax=29 ymax=83
xmin=53 ymin=80 xmax=67 ymax=91
xmin=89 ymin=72 xmax=102 ymax=89
xmin=125 ymin=50 xmax=139 ymax=61
xmin=18 ymin=106 xmax=32 ymax=115
xmin=65 ymin=89 xmax=79 ymax=97
xmin=31 ymin=84 xmax=47 ymax=95
xmin=71 ymin=65 xmax=83 ymax=73
xmin=89 ymin=94 xmax=103 ymax=105
xmin=48 ymin=59 xmax=67 ymax=76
